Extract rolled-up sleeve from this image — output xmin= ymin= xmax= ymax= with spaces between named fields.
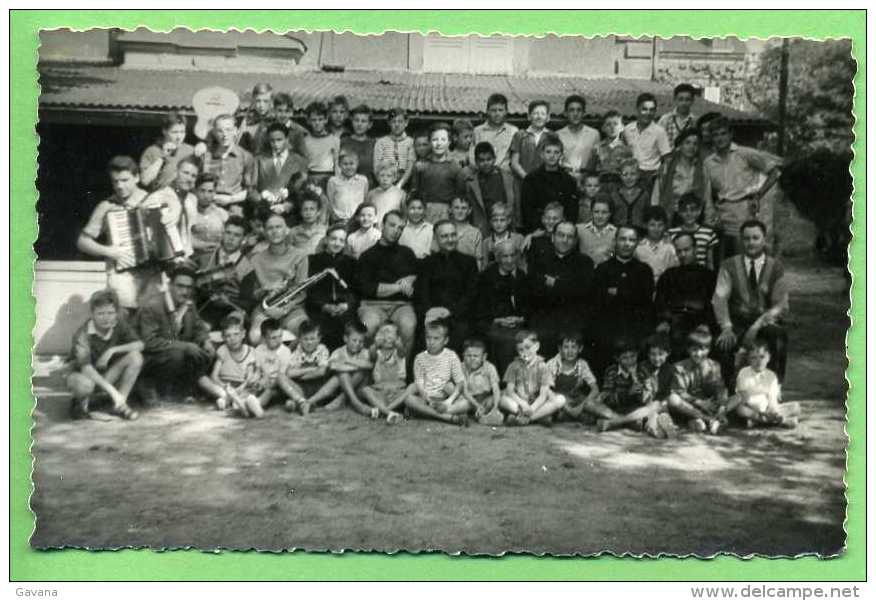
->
xmin=712 ymin=265 xmax=734 ymax=329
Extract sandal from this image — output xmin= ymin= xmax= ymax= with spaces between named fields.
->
xmin=116 ymin=404 xmax=139 ymax=421
xmin=451 ymin=414 xmax=470 ymax=427
xmin=69 ymin=398 xmax=91 ymax=421
xmin=386 ymin=411 xmax=403 ymax=424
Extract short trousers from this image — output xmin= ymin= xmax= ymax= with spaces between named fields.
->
xmin=296 ymin=375 xmax=330 ymax=398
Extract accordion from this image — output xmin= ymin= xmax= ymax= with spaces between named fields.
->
xmin=105 ymin=206 xmax=185 ymax=271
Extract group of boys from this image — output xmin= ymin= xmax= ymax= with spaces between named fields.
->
xmin=65 ymin=81 xmax=797 ymax=435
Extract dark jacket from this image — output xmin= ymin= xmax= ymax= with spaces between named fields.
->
xmin=655 ymin=263 xmax=717 ymax=323
xmin=520 ymin=166 xmax=578 ymax=233
xmin=248 ymin=149 xmax=309 ymax=203
xmin=529 ymin=248 xmax=595 ymax=318
xmin=305 ymin=251 xmax=359 ymax=315
xmin=415 ymin=250 xmax=479 ymax=322
xmin=475 ymin=264 xmax=532 ymax=331
xmin=593 ymin=256 xmax=655 ymax=331
xmin=356 ymin=241 xmax=420 ymax=302
xmin=135 ymin=292 xmax=209 ymax=354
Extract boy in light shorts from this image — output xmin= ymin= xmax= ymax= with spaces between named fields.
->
xmin=460 ymin=338 xmax=502 ymax=424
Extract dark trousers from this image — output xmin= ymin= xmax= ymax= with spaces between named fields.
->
xmin=143 ymin=343 xmax=213 ymax=395
xmin=666 ymin=311 xmax=714 ymax=361
xmin=530 ymin=311 xmax=589 ymax=361
xmin=484 ymin=323 xmax=525 ymax=377
xmin=309 ymin=307 xmax=359 ymax=350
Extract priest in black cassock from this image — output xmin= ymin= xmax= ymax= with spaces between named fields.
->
xmin=415 ymin=220 xmax=479 ymax=351
xmin=528 ymin=221 xmax=595 ymax=358
xmin=592 ymin=225 xmax=655 ymax=378
xmin=654 ymin=231 xmax=717 ymax=359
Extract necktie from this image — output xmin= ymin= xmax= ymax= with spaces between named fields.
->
xmin=173 ymin=310 xmax=184 ymax=335
xmin=748 ymin=259 xmax=759 ymax=294
xmin=274 ymin=155 xmax=282 ymax=171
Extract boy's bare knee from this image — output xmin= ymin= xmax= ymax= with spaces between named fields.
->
xmin=68 ymin=374 xmax=94 ymax=398
xmin=126 ymin=350 xmax=144 ymax=368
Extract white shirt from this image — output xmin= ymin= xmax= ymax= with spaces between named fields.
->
xmin=623 ymin=121 xmax=672 ymax=172
xmin=746 ymin=254 xmax=767 ymax=281
xmin=556 ymin=124 xmax=600 ymax=173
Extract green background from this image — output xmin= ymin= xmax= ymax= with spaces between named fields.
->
xmin=10 ymin=9 xmax=866 ymax=581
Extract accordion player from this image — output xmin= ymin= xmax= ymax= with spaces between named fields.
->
xmin=105 ymin=205 xmax=186 ymax=272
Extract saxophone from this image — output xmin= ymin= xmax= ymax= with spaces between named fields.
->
xmin=261 ymin=268 xmax=347 ymax=320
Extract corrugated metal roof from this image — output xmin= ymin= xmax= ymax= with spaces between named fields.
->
xmin=38 ymin=64 xmax=765 ymax=122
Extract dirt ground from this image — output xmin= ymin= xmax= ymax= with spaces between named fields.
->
xmin=29 ymin=258 xmax=849 ymax=557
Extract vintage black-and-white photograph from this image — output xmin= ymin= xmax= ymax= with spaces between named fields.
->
xmin=31 ymin=28 xmax=853 ymax=555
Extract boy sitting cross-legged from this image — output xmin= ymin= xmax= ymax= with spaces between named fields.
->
xmin=198 ymin=313 xmax=264 ymax=418
xmin=279 ymin=320 xmax=332 ymax=415
xmin=500 ymin=330 xmax=566 ymax=426
xmin=66 ymin=289 xmax=143 ymax=421
xmin=305 ymin=320 xmax=375 ymax=417
xmin=360 ymin=322 xmax=408 ymax=424
xmin=460 ymin=338 xmax=503 ymax=425
xmin=667 ymin=325 xmax=729 ymax=434
xmin=545 ymin=333 xmax=600 ymax=424
xmin=404 ymin=318 xmax=469 ymax=425
xmin=593 ymin=337 xmax=674 ymax=437
xmin=725 ymin=336 xmax=800 ymax=429
xmin=253 ymin=317 xmax=293 ymax=410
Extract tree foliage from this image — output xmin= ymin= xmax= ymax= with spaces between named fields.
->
xmin=746 ymin=39 xmax=856 ymax=159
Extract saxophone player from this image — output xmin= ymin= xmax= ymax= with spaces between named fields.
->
xmin=247 ymin=212 xmax=310 ymax=344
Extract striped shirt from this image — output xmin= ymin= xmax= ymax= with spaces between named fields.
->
xmin=667 ymin=225 xmax=718 ymax=267
xmin=414 ymin=348 xmax=465 ymax=397
xmin=373 ymin=135 xmax=416 ymax=183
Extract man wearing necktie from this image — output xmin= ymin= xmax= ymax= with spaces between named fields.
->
xmin=713 ymin=220 xmax=789 ymax=389
xmin=249 ymin=122 xmax=307 ymax=217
